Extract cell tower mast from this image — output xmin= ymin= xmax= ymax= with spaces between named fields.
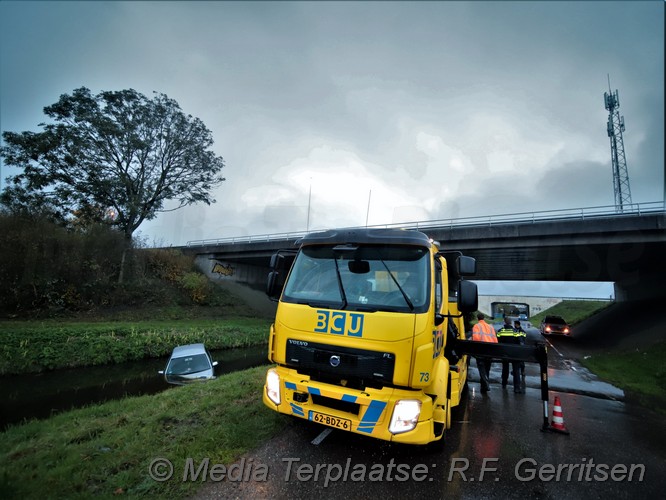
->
xmin=604 ymin=75 xmax=632 ymax=212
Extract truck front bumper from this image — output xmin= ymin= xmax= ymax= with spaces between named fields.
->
xmin=263 ymin=366 xmax=438 ymax=445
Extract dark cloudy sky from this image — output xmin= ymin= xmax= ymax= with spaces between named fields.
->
xmin=1 ymin=1 xmax=663 ymax=251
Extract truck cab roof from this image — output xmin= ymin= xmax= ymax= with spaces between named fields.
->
xmin=298 ymin=228 xmax=433 ymax=248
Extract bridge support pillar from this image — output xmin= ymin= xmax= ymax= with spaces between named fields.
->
xmin=614 ymin=273 xmax=666 ymax=303
xmin=194 ymin=254 xmax=277 ymax=318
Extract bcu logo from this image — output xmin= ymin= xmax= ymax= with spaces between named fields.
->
xmin=314 ymin=310 xmax=364 ymax=337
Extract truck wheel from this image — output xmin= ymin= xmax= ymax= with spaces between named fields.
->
xmin=461 ymin=379 xmax=469 ymax=397
xmin=426 ymin=427 xmax=447 ymax=452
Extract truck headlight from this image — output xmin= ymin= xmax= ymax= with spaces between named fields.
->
xmin=389 ymin=400 xmax=421 ymax=434
xmin=266 ymin=369 xmax=281 ymax=405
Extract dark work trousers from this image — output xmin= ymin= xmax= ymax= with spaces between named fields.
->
xmin=498 ymin=334 xmax=525 ymax=393
xmin=501 ymin=360 xmax=524 ymax=392
xmin=476 ymin=357 xmax=492 ymax=392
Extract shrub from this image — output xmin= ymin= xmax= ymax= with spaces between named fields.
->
xmin=180 ymin=272 xmax=212 ymax=304
xmin=0 ymin=214 xmax=127 ymax=314
xmin=0 ymin=214 xmax=217 ymax=316
xmin=145 ymin=248 xmax=195 ymax=283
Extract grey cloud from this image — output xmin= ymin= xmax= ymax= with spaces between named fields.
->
xmin=1 ymin=1 xmax=663 ymax=246
xmin=535 ymin=160 xmax=613 ymax=209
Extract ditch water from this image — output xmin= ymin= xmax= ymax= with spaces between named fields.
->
xmin=0 ymin=345 xmax=269 ymax=430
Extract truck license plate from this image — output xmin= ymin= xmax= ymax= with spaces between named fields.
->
xmin=310 ymin=411 xmax=351 ymax=430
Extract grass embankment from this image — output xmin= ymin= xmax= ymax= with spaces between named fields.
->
xmin=0 ymin=317 xmax=271 ymax=375
xmin=528 ymin=300 xmax=665 ymax=414
xmin=0 ymin=365 xmax=287 ymax=499
xmin=527 ymin=299 xmax=612 ymax=326
xmin=580 ymin=342 xmax=666 ymax=415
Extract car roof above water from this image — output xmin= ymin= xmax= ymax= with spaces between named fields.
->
xmin=171 ymin=343 xmax=207 ymax=357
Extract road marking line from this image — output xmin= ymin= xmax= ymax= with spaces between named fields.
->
xmin=545 ymin=338 xmax=564 ymax=358
xmin=311 ymin=427 xmax=333 ymax=445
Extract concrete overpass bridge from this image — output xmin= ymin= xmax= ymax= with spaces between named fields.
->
xmin=180 ymin=202 xmax=665 ymax=303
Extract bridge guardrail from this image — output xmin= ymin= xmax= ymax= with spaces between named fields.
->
xmin=186 ymin=200 xmax=665 ymax=247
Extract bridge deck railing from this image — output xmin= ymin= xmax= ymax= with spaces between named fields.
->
xmin=186 ymin=200 xmax=665 ymax=247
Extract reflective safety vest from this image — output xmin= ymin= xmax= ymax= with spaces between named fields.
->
xmin=497 ymin=325 xmax=526 ymax=345
xmin=472 ymin=321 xmax=498 ymax=343
xmin=496 ymin=326 xmax=517 ymax=338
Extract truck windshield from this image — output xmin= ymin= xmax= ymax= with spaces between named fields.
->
xmin=282 ymin=245 xmax=430 ymax=313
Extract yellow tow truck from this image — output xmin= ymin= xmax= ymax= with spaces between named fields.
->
xmin=263 ymin=228 xmax=479 ymax=445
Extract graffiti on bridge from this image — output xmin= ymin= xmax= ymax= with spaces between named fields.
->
xmin=212 ymin=262 xmax=235 ymax=277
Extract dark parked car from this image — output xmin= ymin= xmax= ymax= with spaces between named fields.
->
xmin=159 ymin=343 xmax=218 ymax=385
xmin=540 ymin=315 xmax=571 ymax=336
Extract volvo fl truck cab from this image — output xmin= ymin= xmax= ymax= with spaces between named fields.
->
xmin=263 ymin=228 xmax=478 ymax=445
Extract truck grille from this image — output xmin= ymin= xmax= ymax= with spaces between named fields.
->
xmin=311 ymin=394 xmax=360 ymax=415
xmin=285 ymin=339 xmax=395 ymax=384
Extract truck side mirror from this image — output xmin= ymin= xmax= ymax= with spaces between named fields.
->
xmin=457 ymin=256 xmax=476 ymax=276
xmin=267 ymin=250 xmax=297 ymax=301
xmin=269 ymin=253 xmax=284 ymax=270
xmin=457 ymin=280 xmax=478 ymax=313
xmin=266 ymin=271 xmax=280 ymax=301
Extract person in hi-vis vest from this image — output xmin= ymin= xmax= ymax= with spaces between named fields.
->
xmin=471 ymin=312 xmax=498 ymax=392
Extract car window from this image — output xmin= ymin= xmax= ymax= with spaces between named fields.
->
xmin=167 ymin=354 xmax=211 ymax=374
xmin=544 ymin=316 xmax=566 ymax=324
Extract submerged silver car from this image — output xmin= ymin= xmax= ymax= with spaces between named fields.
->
xmin=159 ymin=343 xmax=218 ymax=385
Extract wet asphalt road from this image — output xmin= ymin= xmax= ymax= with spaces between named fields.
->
xmin=192 ymin=324 xmax=666 ymax=499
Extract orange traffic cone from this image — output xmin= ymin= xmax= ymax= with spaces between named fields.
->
xmin=549 ymin=396 xmax=570 ymax=435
